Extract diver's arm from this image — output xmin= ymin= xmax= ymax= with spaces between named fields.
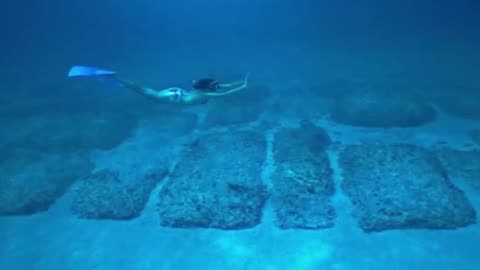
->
xmin=205 ymin=72 xmax=249 ymax=97
xmin=218 ymin=81 xmax=244 ymax=88
xmin=203 ymin=83 xmax=247 ymax=97
xmin=218 ymin=73 xmax=250 ymax=88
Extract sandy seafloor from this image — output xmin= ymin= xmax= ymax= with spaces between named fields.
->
xmin=1 ymin=45 xmax=480 ymax=270
xmin=1 ymin=108 xmax=479 ymax=270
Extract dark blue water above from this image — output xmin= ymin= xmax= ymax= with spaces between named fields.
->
xmin=2 ymin=0 xmax=479 ymax=70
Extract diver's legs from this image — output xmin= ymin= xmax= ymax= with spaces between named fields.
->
xmin=113 ymin=78 xmax=156 ymax=96
xmin=67 ymin=65 xmax=161 ymax=99
xmin=68 ymin=65 xmax=116 ymax=77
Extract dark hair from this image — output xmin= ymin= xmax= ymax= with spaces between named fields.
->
xmin=193 ymin=78 xmax=219 ymax=91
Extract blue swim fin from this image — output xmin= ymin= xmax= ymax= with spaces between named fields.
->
xmin=67 ymin=65 xmax=116 ymax=77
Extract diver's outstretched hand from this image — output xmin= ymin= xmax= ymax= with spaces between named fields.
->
xmin=203 ymin=72 xmax=250 ymax=97
xmin=243 ymin=72 xmax=251 ymax=87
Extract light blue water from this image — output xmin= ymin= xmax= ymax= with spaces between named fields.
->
xmin=1 ymin=1 xmax=480 ymax=269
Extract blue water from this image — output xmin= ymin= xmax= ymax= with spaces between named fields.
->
xmin=1 ymin=1 xmax=480 ymax=269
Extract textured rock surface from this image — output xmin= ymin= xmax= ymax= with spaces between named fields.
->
xmin=157 ymin=130 xmax=267 ymax=229
xmin=0 ymin=111 xmax=139 ymax=158
xmin=272 ymin=122 xmax=336 ymax=229
xmin=203 ymin=85 xmax=269 ymax=127
xmin=432 ymin=93 xmax=480 ymax=120
xmin=267 ymin=95 xmax=331 ymax=120
xmin=437 ymin=149 xmax=480 ymax=193
xmin=330 ymin=92 xmax=436 ymax=127
xmin=470 ymin=130 xmax=480 ymax=146
xmin=71 ymin=169 xmax=168 ymax=220
xmin=0 ymin=153 xmax=93 ymax=215
xmin=339 ymin=144 xmax=476 ymax=232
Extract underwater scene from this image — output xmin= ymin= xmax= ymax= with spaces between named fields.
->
xmin=1 ymin=0 xmax=480 ymax=269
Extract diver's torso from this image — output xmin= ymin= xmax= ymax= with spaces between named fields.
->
xmin=178 ymin=90 xmax=209 ymax=105
xmin=149 ymin=88 xmax=208 ymax=105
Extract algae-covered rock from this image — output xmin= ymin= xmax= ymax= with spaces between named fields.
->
xmin=339 ymin=143 xmax=476 ymax=232
xmin=71 ymin=168 xmax=168 ymax=220
xmin=271 ymin=121 xmax=335 ymax=229
xmin=157 ymin=130 xmax=268 ymax=229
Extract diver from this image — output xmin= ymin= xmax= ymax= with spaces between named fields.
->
xmin=67 ymin=65 xmax=249 ymax=105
